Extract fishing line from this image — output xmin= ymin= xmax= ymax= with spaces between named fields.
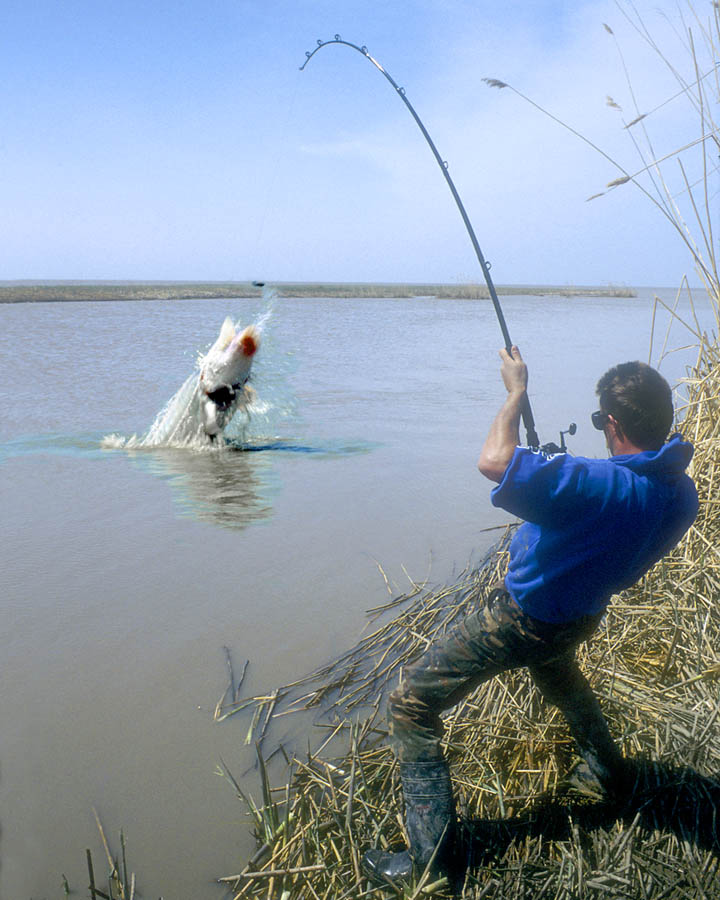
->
xmin=248 ymin=72 xmax=302 ymax=281
xmin=300 ymin=36 xmax=540 ymax=449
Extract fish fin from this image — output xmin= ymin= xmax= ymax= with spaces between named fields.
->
xmin=217 ymin=316 xmax=236 ymax=351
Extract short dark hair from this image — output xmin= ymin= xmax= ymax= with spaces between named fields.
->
xmin=596 ymin=361 xmax=674 ymax=451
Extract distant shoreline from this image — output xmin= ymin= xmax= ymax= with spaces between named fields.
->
xmin=0 ymin=280 xmax=637 ymax=303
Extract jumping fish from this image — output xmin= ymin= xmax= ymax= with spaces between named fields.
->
xmin=199 ymin=317 xmax=260 ymax=438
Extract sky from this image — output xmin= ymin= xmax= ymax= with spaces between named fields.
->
xmin=1 ymin=0 xmax=716 ymax=286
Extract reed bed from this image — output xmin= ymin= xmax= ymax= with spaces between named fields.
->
xmin=218 ymin=338 xmax=720 ymax=899
xmin=0 ymin=281 xmax=636 ymax=304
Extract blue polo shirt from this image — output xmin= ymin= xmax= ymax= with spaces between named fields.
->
xmin=490 ymin=434 xmax=698 ymax=623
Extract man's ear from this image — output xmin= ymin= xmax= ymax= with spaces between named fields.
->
xmin=608 ymin=414 xmax=625 ymax=443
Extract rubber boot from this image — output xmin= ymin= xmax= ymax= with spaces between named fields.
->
xmin=362 ymin=760 xmax=457 ymax=888
xmin=552 ymin=686 xmax=638 ymax=806
xmin=532 ymin=660 xmax=631 ymax=799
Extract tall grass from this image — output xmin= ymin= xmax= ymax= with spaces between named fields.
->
xmin=486 ymin=1 xmax=719 ymax=311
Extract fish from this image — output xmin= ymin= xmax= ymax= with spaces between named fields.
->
xmin=101 ymin=315 xmax=262 ymax=450
xmin=198 ymin=316 xmax=260 ymax=438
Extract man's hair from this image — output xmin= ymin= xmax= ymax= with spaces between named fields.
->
xmin=596 ymin=361 xmax=674 ymax=451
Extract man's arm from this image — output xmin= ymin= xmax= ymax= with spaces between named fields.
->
xmin=477 ymin=346 xmax=528 ymax=483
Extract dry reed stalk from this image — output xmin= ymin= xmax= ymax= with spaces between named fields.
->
xmin=85 ymin=813 xmax=136 ymax=900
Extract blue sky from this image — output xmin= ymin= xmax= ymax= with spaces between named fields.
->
xmin=1 ymin=0 xmax=714 ymax=286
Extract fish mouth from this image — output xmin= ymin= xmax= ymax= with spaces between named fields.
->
xmin=203 ymin=380 xmax=248 ymax=411
xmin=205 ymin=385 xmax=236 ymax=411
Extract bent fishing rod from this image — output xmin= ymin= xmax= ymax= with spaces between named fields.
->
xmin=301 ymin=36 xmax=545 ymax=450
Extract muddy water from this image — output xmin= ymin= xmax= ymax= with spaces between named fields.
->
xmin=0 ymin=288 xmax=712 ymax=898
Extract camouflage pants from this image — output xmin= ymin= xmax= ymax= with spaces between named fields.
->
xmin=388 ymin=586 xmax=621 ymax=780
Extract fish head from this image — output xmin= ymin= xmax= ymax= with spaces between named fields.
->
xmin=199 ymin=320 xmax=261 ymax=437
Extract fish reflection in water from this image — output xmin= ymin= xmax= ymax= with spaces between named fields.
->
xmin=125 ymin=439 xmax=373 ymax=528
xmin=127 ymin=446 xmax=273 ymax=530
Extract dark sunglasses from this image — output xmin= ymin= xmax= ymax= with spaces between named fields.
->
xmin=591 ymin=410 xmax=610 ymax=431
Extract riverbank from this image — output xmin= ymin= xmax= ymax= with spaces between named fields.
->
xmin=0 ymin=280 xmax=636 ymax=303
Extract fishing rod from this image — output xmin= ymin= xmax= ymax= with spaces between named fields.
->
xmin=300 ymin=36 xmax=543 ymax=450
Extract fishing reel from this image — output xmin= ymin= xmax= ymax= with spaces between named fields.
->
xmin=540 ymin=422 xmax=577 ymax=456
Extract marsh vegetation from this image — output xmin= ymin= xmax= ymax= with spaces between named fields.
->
xmin=0 ymin=281 xmax=635 ymax=303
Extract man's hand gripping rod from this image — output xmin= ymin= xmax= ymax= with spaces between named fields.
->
xmin=301 ymin=37 xmax=541 ymax=450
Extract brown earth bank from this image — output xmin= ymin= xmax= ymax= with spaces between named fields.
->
xmin=0 ymin=281 xmax=637 ymax=303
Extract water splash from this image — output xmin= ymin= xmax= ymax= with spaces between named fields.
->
xmin=253 ymin=290 xmax=278 ymax=334
xmin=103 ymin=288 xmax=284 ymax=452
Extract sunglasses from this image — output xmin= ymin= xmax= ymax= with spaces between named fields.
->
xmin=591 ymin=410 xmax=610 ymax=431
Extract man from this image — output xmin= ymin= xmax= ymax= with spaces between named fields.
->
xmin=362 ymin=346 xmax=698 ymax=887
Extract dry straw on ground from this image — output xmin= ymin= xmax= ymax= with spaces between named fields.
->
xmin=215 ymin=318 xmax=720 ymax=900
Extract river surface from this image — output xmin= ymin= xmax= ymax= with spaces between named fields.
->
xmin=0 ymin=287 xmax=714 ymax=899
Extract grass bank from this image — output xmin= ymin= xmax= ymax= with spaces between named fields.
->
xmin=0 ymin=280 xmax=636 ymax=303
